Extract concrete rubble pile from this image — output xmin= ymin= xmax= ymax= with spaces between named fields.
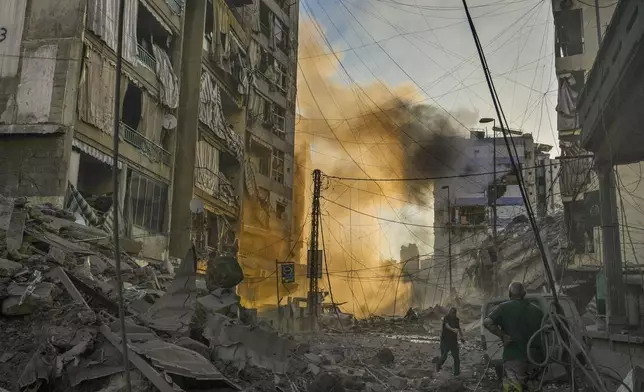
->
xmin=462 ymin=211 xmax=567 ymax=297
xmin=0 ymin=195 xmax=295 ymax=392
xmin=0 ymin=194 xmax=534 ymax=392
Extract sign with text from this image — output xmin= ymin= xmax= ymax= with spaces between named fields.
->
xmin=281 ymin=262 xmax=295 ymax=284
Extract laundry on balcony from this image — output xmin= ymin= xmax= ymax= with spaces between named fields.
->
xmin=556 ymin=73 xmax=580 ymax=132
xmin=198 ymin=72 xmax=244 ymax=162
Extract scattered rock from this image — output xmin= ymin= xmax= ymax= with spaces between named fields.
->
xmin=308 ymin=373 xmax=346 ymax=392
xmin=295 ymin=342 xmax=311 ymax=355
xmin=398 ymin=367 xmax=434 ymax=379
xmin=304 ymin=352 xmax=322 ymax=365
xmin=411 ymin=377 xmax=433 ymax=390
xmin=0 ymin=352 xmax=15 ymax=363
xmin=365 ymin=382 xmax=386 ymax=392
xmin=387 ymin=376 xmax=407 ymax=390
xmin=0 ymin=258 xmax=23 ymax=277
xmin=434 ymin=379 xmax=468 ymax=392
xmin=375 ymin=347 xmax=394 ymax=366
xmin=342 ymin=375 xmax=366 ymax=390
xmin=205 ymin=254 xmax=244 ymax=290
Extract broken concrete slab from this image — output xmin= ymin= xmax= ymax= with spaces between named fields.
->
xmin=6 ymin=210 xmax=26 ymax=251
xmin=99 ymin=324 xmax=176 ymax=392
xmin=27 ymin=230 xmax=96 ymax=256
xmin=18 ymin=343 xmax=56 ymax=391
xmin=204 ymin=313 xmax=292 ymax=373
xmin=142 ymin=247 xmax=197 ymax=335
xmin=132 ymin=339 xmax=233 ymax=383
xmin=2 ymin=281 xmax=59 ymax=316
xmin=0 ymin=258 xmax=23 ymax=277
xmin=47 ymin=246 xmax=66 ymax=265
xmin=174 ymin=337 xmax=211 ymax=360
xmin=49 ymin=267 xmax=91 ymax=310
xmin=0 ymin=196 xmax=14 ymax=231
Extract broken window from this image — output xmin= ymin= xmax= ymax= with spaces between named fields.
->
xmin=272 ymin=147 xmax=285 ymax=184
xmin=554 ymin=9 xmax=584 ymax=58
xmin=121 ymin=82 xmax=143 ymax=132
xmin=274 ymin=60 xmax=288 ymax=92
xmin=127 ymin=170 xmax=168 ymax=233
xmin=459 ymin=206 xmax=486 ymax=225
xmin=274 ymin=17 xmax=289 ymax=52
xmin=250 ymin=138 xmax=271 ymax=176
xmin=272 ymin=105 xmax=286 ymax=139
xmin=203 ymin=1 xmax=214 ymax=53
xmin=137 ymin=1 xmax=173 ymax=70
xmin=276 ymin=202 xmax=286 ymax=220
xmin=259 ymin=2 xmax=271 ymax=37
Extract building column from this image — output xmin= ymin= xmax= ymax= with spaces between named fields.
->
xmin=169 ymin=0 xmax=206 ymax=258
xmin=598 ymin=164 xmax=626 ymax=330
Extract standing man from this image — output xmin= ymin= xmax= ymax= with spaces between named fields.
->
xmin=436 ymin=307 xmax=464 ymax=376
xmin=483 ymin=282 xmax=544 ymax=392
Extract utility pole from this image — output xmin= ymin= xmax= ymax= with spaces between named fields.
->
xmin=592 ymin=0 xmax=625 ymax=331
xmin=275 ymin=259 xmax=281 ymax=330
xmin=111 ymin=0 xmax=132 ymax=390
xmin=307 ymin=169 xmax=322 ymax=328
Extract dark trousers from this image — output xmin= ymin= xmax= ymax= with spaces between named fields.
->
xmin=437 ymin=340 xmax=460 ymax=375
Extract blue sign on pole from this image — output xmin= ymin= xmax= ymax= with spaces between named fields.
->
xmin=281 ymin=262 xmax=295 ymax=283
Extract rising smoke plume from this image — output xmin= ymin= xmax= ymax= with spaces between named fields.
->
xmin=294 ymin=21 xmax=478 ymax=317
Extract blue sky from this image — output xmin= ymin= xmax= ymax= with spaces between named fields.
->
xmin=299 ymin=0 xmax=558 ymax=152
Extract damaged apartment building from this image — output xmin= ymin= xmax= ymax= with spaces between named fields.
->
xmin=237 ymin=0 xmax=302 ymax=307
xmin=554 ymin=0 xmax=644 ymax=331
xmin=0 ymin=0 xmax=299 ymax=271
xmin=429 ymin=130 xmax=560 ymax=302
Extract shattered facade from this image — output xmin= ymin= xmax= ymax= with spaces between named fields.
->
xmin=553 ymin=0 xmax=644 ymax=332
xmin=238 ymin=0 xmax=302 ymax=306
xmin=0 ymin=0 xmax=300 ymax=269
xmin=430 ymin=131 xmax=560 ymax=302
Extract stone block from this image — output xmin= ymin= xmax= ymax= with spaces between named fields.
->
xmin=0 ymin=258 xmax=23 ymax=277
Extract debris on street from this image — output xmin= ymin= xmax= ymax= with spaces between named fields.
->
xmin=1 ymin=196 xmax=580 ymax=392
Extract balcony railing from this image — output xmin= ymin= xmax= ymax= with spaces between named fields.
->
xmin=165 ymin=0 xmax=184 ymax=15
xmin=120 ymin=122 xmax=171 ymax=165
xmin=137 ymin=44 xmax=157 ymax=71
xmin=195 ymin=167 xmax=239 ymax=209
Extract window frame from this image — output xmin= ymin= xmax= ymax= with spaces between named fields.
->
xmin=127 ymin=169 xmax=168 ymax=233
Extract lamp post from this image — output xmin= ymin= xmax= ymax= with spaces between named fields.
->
xmin=480 ymin=117 xmax=498 ymax=295
xmin=441 ymin=185 xmax=452 ymax=294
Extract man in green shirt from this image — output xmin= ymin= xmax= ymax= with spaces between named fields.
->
xmin=483 ymin=282 xmax=544 ymax=392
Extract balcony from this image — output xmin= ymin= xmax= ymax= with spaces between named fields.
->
xmin=195 ymin=167 xmax=239 ymax=211
xmin=120 ymin=122 xmax=170 ymax=165
xmin=137 ymin=44 xmax=157 ymax=71
xmin=579 ymin=0 xmax=644 ymax=165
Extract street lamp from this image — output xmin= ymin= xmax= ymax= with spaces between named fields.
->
xmin=480 ymin=117 xmax=498 ymax=295
xmin=479 ymin=118 xmax=497 ymax=238
xmin=441 ymin=185 xmax=452 ymax=294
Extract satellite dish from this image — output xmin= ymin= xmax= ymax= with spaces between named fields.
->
xmin=163 ymin=114 xmax=177 ymax=130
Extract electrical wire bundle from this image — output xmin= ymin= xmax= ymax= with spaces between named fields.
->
xmin=460 ymin=1 xmax=631 ymax=390
xmin=525 ymin=304 xmax=633 ymax=392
